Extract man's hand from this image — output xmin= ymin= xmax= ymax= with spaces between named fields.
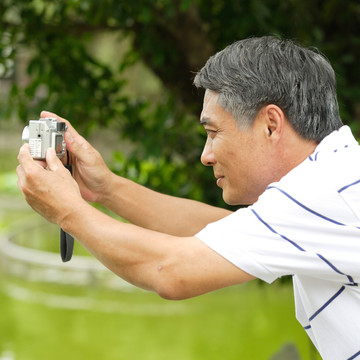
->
xmin=17 ymin=144 xmax=82 ymax=226
xmin=40 ymin=111 xmax=114 ymax=204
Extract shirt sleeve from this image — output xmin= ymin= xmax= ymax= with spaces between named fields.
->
xmin=195 ymin=183 xmax=360 ymax=286
xmin=195 ymin=207 xmax=281 ymax=284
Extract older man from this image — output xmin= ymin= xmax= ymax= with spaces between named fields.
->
xmin=17 ymin=36 xmax=360 ymax=359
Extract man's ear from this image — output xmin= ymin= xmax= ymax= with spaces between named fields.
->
xmin=264 ymin=104 xmax=285 ymax=140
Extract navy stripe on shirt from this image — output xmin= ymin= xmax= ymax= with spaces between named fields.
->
xmin=338 ymin=179 xmax=360 ymax=193
xmin=348 ymin=350 xmax=360 ymax=360
xmin=252 ymin=183 xmax=360 ymax=336
xmin=252 ymin=207 xmax=352 ymax=328
xmin=267 ymin=186 xmax=345 ymax=226
xmin=308 ymin=286 xmax=345 ymax=321
xmin=251 ymin=209 xmax=305 ymax=252
xmin=302 ymin=286 xmax=346 ymax=331
xmin=267 ymin=186 xmax=360 ymax=231
xmin=251 ymin=209 xmax=357 ymax=286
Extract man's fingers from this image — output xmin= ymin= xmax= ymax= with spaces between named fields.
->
xmin=46 ymin=148 xmax=65 ymax=173
xmin=17 ymin=145 xmax=45 ymax=195
xmin=40 ymin=110 xmax=92 ymax=163
xmin=40 ymin=110 xmax=67 ymax=123
xmin=18 ymin=144 xmax=47 ymax=169
xmin=16 ymin=164 xmax=25 ymax=194
xmin=40 ymin=110 xmax=78 ymax=139
xmin=17 ymin=144 xmax=35 ymax=171
xmin=18 ymin=143 xmax=30 ymax=159
xmin=40 ymin=110 xmax=78 ymax=143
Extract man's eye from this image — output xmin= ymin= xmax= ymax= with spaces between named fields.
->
xmin=206 ymin=129 xmax=217 ymax=137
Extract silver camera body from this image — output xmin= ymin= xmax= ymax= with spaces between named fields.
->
xmin=22 ymin=117 xmax=67 ymax=160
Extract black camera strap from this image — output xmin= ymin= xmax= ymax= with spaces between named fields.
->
xmin=60 ymin=225 xmax=74 ymax=262
xmin=60 ymin=157 xmax=75 ymax=262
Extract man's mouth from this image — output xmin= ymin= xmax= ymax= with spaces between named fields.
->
xmin=216 ymin=176 xmax=224 ymax=187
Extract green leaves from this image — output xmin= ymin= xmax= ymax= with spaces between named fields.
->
xmin=1 ymin=0 xmax=360 ymax=207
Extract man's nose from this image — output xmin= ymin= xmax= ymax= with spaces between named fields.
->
xmin=201 ymin=138 xmax=216 ymax=166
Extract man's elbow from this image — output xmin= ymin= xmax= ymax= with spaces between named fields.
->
xmin=157 ymin=286 xmax=193 ymax=301
xmin=157 ymin=285 xmax=190 ymax=301
xmin=154 ymin=276 xmax=205 ymax=301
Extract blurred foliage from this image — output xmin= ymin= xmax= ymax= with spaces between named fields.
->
xmin=1 ymin=0 xmax=360 ymax=206
xmin=0 ymin=172 xmax=18 ymax=195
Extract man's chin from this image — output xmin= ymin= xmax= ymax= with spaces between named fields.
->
xmin=222 ymin=191 xmax=255 ymax=207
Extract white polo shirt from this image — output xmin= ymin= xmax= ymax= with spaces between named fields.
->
xmin=196 ymin=126 xmax=360 ymax=360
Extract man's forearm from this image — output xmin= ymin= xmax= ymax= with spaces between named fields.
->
xmin=60 ymin=199 xmax=252 ymax=300
xmin=99 ymin=174 xmax=232 ymax=236
xmin=61 ymin=199 xmax=173 ymax=294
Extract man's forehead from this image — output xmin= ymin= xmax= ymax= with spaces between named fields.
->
xmin=200 ymin=91 xmax=220 ymax=122
xmin=203 ymin=89 xmax=220 ymax=106
xmin=200 ymin=90 xmax=235 ymax=127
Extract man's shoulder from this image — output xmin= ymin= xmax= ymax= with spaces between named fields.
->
xmin=255 ymin=127 xmax=360 ymax=226
xmin=279 ymin=126 xmax=360 ymax=191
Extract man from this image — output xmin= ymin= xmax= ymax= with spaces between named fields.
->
xmin=17 ymin=36 xmax=360 ymax=359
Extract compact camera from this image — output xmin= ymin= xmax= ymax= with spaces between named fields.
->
xmin=22 ymin=117 xmax=67 ymax=160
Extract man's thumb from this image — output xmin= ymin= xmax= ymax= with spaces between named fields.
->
xmin=46 ymin=148 xmax=63 ymax=172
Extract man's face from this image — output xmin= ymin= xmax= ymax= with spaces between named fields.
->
xmin=200 ymin=90 xmax=273 ymax=205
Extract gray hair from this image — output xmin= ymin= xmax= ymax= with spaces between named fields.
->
xmin=193 ymin=36 xmax=343 ymax=142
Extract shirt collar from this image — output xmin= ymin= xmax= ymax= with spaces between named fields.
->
xmin=314 ymin=125 xmax=358 ymax=154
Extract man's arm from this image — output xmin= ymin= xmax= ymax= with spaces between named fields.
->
xmin=99 ymin=175 xmax=231 ymax=236
xmin=61 ymin=200 xmax=254 ymax=299
xmin=17 ymin=145 xmax=255 ymax=299
xmin=41 ymin=111 xmax=231 ymax=236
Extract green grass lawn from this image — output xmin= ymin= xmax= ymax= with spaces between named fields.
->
xmin=0 ymin=207 xmax=320 ymax=360
xmin=0 ymin=148 xmax=320 ymax=360
xmin=0 ymin=275 xmax=318 ymax=360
